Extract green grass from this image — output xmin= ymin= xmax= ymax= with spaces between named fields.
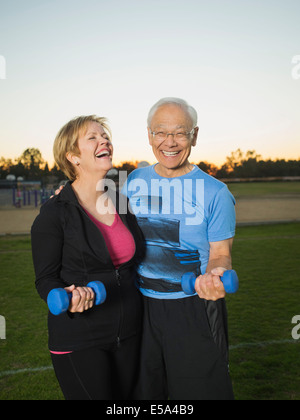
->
xmin=227 ymin=222 xmax=300 ymax=400
xmin=0 ymin=236 xmax=63 ymax=400
xmin=0 ymin=223 xmax=300 ymax=400
xmin=226 ymin=181 xmax=300 ymax=197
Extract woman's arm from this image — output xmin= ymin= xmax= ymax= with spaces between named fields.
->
xmin=31 ymin=204 xmax=65 ymax=302
xmin=31 ymin=203 xmax=95 ymax=312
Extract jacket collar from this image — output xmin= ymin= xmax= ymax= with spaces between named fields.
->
xmin=57 ymin=180 xmax=126 ymax=216
xmin=57 ymin=181 xmax=79 ymax=205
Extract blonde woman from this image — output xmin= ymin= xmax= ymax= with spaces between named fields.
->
xmin=31 ymin=116 xmax=144 ymax=400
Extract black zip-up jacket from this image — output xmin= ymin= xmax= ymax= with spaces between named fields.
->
xmin=31 ymin=181 xmax=145 ymax=352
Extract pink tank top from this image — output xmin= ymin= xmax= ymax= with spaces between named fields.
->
xmin=84 ymin=208 xmax=136 ymax=268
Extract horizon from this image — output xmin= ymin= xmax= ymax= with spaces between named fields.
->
xmin=1 ymin=146 xmax=299 ymax=173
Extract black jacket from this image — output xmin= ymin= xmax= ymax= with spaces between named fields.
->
xmin=31 ymin=182 xmax=145 ymax=352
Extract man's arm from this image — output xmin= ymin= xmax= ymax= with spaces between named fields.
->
xmin=194 ymin=238 xmax=233 ymax=301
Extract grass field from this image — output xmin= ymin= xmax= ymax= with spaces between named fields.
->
xmin=0 ymin=222 xmax=300 ymax=400
xmin=226 ymin=181 xmax=300 ymax=197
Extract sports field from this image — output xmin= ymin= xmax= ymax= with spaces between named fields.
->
xmin=0 ymin=181 xmax=299 ymax=400
xmin=0 ymin=221 xmax=299 ymax=400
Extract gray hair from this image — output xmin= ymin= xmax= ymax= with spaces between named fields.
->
xmin=147 ymin=97 xmax=198 ymax=128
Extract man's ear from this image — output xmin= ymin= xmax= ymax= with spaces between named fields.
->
xmin=191 ymin=126 xmax=199 ymax=147
xmin=147 ymin=127 xmax=153 ymax=146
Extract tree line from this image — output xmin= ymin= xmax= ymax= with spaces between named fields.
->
xmin=0 ymin=148 xmax=299 ymax=185
xmin=198 ymin=149 xmax=300 ymax=179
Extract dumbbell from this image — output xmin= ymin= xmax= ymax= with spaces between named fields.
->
xmin=181 ymin=269 xmax=239 ymax=295
xmin=47 ymin=281 xmax=107 ymax=316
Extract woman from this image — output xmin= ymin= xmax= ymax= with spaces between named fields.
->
xmin=31 ymin=115 xmax=144 ymax=400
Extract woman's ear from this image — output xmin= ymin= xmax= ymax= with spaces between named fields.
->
xmin=66 ymin=152 xmax=80 ymax=166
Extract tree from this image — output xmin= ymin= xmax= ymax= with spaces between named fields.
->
xmin=220 ymin=149 xmax=263 ymax=178
xmin=115 ymin=161 xmax=137 ymax=174
xmin=224 ymin=148 xmax=244 ymax=173
xmin=18 ymin=148 xmax=44 ymax=180
xmin=0 ymin=157 xmax=13 ymax=178
xmin=19 ymin=148 xmax=44 ymax=170
xmin=197 ymin=161 xmax=219 ymax=177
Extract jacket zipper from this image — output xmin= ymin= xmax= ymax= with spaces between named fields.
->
xmin=70 ymin=200 xmax=129 ymax=349
xmin=116 ymin=268 xmax=123 ymax=348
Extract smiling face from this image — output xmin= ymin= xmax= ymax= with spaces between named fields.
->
xmin=68 ymin=121 xmax=113 ymax=179
xmin=148 ymin=104 xmax=198 ymax=177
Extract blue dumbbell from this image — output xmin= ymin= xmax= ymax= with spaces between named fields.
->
xmin=47 ymin=281 xmax=107 ymax=316
xmin=181 ymin=270 xmax=239 ymax=295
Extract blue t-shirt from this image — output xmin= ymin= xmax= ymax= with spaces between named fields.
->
xmin=121 ymin=164 xmax=236 ymax=299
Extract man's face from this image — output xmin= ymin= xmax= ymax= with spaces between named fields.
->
xmin=148 ymin=104 xmax=198 ymax=175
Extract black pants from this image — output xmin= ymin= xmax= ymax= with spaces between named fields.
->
xmin=51 ymin=334 xmax=141 ymax=400
xmin=136 ymin=296 xmax=234 ymax=400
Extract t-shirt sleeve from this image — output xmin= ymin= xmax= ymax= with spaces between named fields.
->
xmin=207 ymin=185 xmax=236 ymax=242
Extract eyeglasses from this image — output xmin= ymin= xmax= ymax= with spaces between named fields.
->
xmin=150 ymin=128 xmax=195 ymax=142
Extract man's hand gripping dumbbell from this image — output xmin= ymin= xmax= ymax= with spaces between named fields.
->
xmin=182 ymin=268 xmax=239 ymax=301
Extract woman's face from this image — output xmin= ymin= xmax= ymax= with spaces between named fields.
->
xmin=74 ymin=121 xmax=113 ymax=177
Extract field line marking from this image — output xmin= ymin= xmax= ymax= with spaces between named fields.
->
xmin=229 ymin=338 xmax=299 ymax=350
xmin=0 ymin=366 xmax=53 ymax=378
xmin=0 ymin=339 xmax=299 ymax=378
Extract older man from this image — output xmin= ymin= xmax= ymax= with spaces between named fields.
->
xmin=122 ymin=97 xmax=236 ymax=400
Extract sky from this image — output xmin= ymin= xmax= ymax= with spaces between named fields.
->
xmin=0 ymin=0 xmax=299 ymax=168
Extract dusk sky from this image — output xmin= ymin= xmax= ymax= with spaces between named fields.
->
xmin=0 ymin=0 xmax=299 ymax=167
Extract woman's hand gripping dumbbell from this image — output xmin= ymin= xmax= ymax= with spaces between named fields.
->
xmin=181 ymin=269 xmax=239 ymax=300
xmin=47 ymin=281 xmax=107 ymax=316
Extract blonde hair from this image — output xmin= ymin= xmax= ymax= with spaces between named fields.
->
xmin=53 ymin=115 xmax=111 ymax=181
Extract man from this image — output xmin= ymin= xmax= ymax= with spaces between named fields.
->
xmin=122 ymin=97 xmax=236 ymax=400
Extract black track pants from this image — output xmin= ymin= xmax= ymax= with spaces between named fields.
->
xmin=51 ymin=334 xmax=141 ymax=400
xmin=136 ymin=296 xmax=234 ymax=400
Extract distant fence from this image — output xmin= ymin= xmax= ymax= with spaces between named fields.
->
xmin=0 ymin=188 xmax=54 ymax=208
xmin=0 ymin=176 xmax=299 ymax=207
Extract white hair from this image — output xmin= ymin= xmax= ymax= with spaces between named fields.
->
xmin=147 ymin=97 xmax=198 ymax=128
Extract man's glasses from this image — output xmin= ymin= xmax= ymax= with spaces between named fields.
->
xmin=150 ymin=129 xmax=195 ymax=142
